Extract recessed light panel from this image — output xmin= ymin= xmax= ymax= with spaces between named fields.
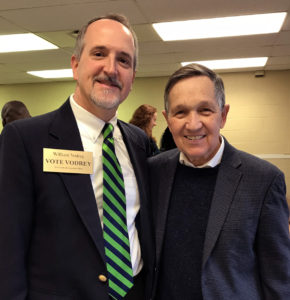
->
xmin=0 ymin=33 xmax=58 ymax=53
xmin=181 ymin=57 xmax=268 ymax=70
xmin=27 ymin=69 xmax=73 ymax=78
xmin=153 ymin=12 xmax=286 ymax=41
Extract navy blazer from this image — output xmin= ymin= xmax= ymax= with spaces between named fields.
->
xmin=0 ymin=99 xmax=154 ymax=300
xmin=149 ymin=139 xmax=290 ymax=300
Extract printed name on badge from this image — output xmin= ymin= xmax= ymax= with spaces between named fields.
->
xmin=43 ymin=148 xmax=93 ymax=174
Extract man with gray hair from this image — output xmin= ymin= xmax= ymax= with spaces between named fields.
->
xmin=149 ymin=63 xmax=290 ymax=299
xmin=0 ymin=14 xmax=154 ymax=300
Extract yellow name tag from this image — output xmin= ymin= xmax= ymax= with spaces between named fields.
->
xmin=43 ymin=148 xmax=93 ymax=174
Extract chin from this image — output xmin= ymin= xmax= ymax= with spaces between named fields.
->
xmin=90 ymin=96 xmax=121 ymax=110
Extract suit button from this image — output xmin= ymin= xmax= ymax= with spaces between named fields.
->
xmin=98 ymin=274 xmax=107 ymax=282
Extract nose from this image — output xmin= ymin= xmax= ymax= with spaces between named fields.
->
xmin=185 ymin=112 xmax=202 ymax=131
xmin=103 ymin=56 xmax=118 ymax=77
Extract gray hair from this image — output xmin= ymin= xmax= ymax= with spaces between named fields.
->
xmin=164 ymin=63 xmax=225 ymax=113
xmin=73 ymin=14 xmax=138 ymax=71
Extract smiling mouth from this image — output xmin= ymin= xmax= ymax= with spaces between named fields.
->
xmin=186 ymin=135 xmax=205 ymax=140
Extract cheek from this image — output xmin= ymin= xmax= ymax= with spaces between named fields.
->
xmin=207 ymin=120 xmax=223 ymax=140
xmin=120 ymin=84 xmax=132 ymax=99
xmin=75 ymin=65 xmax=89 ymax=82
xmin=167 ymin=120 xmax=181 ymax=135
xmin=121 ymin=77 xmax=134 ymax=94
xmin=215 ymin=114 xmax=226 ymax=128
xmin=121 ymin=69 xmax=134 ymax=82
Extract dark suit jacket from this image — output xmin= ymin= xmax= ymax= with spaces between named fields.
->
xmin=149 ymin=139 xmax=290 ymax=300
xmin=0 ymin=99 xmax=154 ymax=300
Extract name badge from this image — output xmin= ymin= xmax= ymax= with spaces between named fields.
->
xmin=43 ymin=148 xmax=93 ymax=174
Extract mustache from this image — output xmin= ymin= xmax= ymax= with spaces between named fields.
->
xmin=93 ymin=75 xmax=122 ymax=90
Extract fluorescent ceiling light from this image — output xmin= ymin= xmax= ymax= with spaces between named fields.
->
xmin=153 ymin=12 xmax=287 ymax=41
xmin=0 ymin=33 xmax=58 ymax=53
xmin=181 ymin=57 xmax=268 ymax=70
xmin=27 ymin=69 xmax=73 ymax=78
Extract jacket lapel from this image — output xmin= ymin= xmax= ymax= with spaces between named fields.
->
xmin=155 ymin=150 xmax=180 ymax=265
xmin=47 ymin=99 xmax=106 ymax=262
xmin=202 ymin=140 xmax=242 ymax=267
xmin=118 ymin=121 xmax=148 ymax=203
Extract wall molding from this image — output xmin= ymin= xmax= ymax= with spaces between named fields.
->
xmin=255 ymin=154 xmax=290 ymax=159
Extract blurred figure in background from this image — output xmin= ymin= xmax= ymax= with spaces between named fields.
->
xmin=159 ymin=126 xmax=176 ymax=152
xmin=130 ymin=104 xmax=160 ymax=156
xmin=1 ymin=100 xmax=31 ymax=127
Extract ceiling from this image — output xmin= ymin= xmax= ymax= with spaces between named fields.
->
xmin=0 ymin=0 xmax=290 ymax=84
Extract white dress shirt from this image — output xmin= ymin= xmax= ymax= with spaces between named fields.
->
xmin=180 ymin=136 xmax=225 ymax=168
xmin=70 ymin=95 xmax=142 ymax=275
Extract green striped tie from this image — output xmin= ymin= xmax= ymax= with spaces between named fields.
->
xmin=102 ymin=123 xmax=134 ymax=300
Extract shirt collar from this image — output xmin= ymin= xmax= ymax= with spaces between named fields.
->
xmin=179 ymin=136 xmax=225 ymax=168
xmin=70 ymin=94 xmax=119 ymax=142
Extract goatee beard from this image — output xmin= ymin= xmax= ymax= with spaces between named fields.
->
xmin=90 ymin=89 xmax=121 ymax=110
xmin=89 ymin=74 xmax=123 ymax=110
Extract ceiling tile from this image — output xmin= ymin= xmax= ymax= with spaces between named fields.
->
xmin=1 ymin=1 xmax=146 ymax=32
xmin=136 ymin=0 xmax=290 ymax=22
xmin=0 ymin=0 xmax=289 ymax=83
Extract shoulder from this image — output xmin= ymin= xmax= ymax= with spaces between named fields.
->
xmin=240 ymin=150 xmax=283 ymax=178
xmin=118 ymin=120 xmax=146 ymax=137
xmin=1 ymin=109 xmax=57 ymax=139
xmin=117 ymin=120 xmax=149 ymax=145
xmin=224 ymin=141 xmax=284 ymax=179
xmin=1 ymin=100 xmax=71 ymax=140
xmin=148 ymin=148 xmax=179 ymax=167
xmin=117 ymin=120 xmax=151 ymax=154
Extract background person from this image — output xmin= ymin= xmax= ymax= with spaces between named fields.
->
xmin=0 ymin=14 xmax=154 ymax=300
xmin=1 ymin=100 xmax=31 ymax=127
xmin=129 ymin=104 xmax=159 ymax=156
xmin=159 ymin=126 xmax=176 ymax=152
xmin=149 ymin=63 xmax=290 ymax=300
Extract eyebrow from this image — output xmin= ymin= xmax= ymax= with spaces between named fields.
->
xmin=89 ymin=45 xmax=106 ymax=55
xmin=171 ymin=104 xmax=186 ymax=111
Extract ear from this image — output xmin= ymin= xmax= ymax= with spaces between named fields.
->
xmin=129 ymin=71 xmax=136 ymax=91
xmin=162 ymin=110 xmax=168 ymax=122
xmin=71 ymin=55 xmax=79 ymax=81
xmin=132 ymin=71 xmax=136 ymax=84
xmin=220 ymin=104 xmax=230 ymax=129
